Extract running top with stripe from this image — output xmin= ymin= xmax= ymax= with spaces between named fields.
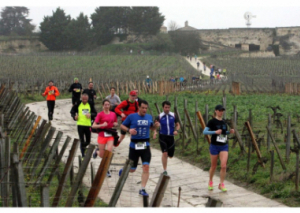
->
xmin=122 ymin=113 xmax=153 ymax=148
xmin=157 ymin=112 xmax=178 ymax=136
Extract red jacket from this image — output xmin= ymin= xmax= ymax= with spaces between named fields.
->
xmin=42 ymin=86 xmax=60 ymax=101
xmin=115 ymin=100 xmax=139 ymax=121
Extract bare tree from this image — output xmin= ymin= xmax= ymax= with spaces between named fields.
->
xmin=168 ymin=20 xmax=180 ymax=31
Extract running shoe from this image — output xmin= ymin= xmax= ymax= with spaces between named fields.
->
xmin=139 ymin=189 xmax=149 ymax=196
xmin=163 ymin=171 xmax=168 ymax=176
xmin=208 ymin=181 xmax=213 ymax=190
xmin=218 ymin=183 xmax=227 ymax=192
xmin=107 ymin=171 xmax=111 ymax=178
xmin=93 ymin=148 xmax=99 ymax=159
xmin=119 ymin=168 xmax=123 ymax=177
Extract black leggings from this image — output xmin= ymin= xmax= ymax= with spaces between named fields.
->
xmin=77 ymin=125 xmax=91 ymax=156
xmin=47 ymin=100 xmax=55 ymax=120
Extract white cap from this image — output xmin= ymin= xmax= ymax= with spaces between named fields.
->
xmin=147 ymin=75 xmax=149 ymax=78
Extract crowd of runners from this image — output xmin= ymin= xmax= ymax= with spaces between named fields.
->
xmin=41 ymin=77 xmax=235 ymax=196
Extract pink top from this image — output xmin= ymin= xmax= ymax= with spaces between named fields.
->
xmin=94 ymin=111 xmax=117 ymax=137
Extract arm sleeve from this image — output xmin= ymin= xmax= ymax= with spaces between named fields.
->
xmin=115 ymin=101 xmax=126 ymax=115
xmin=54 ymin=87 xmax=60 ymax=97
xmin=68 ymin=84 xmax=73 ymax=92
xmin=203 ymin=127 xmax=216 ymax=135
xmin=122 ymin=115 xmax=131 ymax=127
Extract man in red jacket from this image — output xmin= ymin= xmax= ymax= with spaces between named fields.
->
xmin=115 ymin=90 xmax=139 ymax=143
xmin=42 ymin=80 xmax=60 ymax=121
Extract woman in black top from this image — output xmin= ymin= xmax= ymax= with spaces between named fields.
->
xmin=203 ymin=105 xmax=235 ymax=192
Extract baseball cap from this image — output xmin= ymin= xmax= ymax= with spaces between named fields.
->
xmin=147 ymin=75 xmax=149 ymax=78
xmin=129 ymin=90 xmax=137 ymax=96
xmin=74 ymin=77 xmax=78 ymax=81
xmin=215 ymin=105 xmax=225 ymax=111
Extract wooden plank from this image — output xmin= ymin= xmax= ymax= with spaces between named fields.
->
xmin=84 ymin=150 xmax=113 ymax=207
xmin=19 ymin=116 xmax=42 ymax=159
xmin=65 ymin=145 xmax=95 ymax=207
xmin=46 ymin=136 xmax=72 ymax=184
xmin=52 ymin=139 xmax=79 ymax=207
xmin=196 ymin=111 xmax=211 ymax=144
xmin=149 ymin=173 xmax=170 ymax=207
xmin=232 ymin=121 xmax=246 ymax=154
xmin=108 ymin=159 xmax=133 ymax=207
xmin=174 ymin=106 xmax=188 ymax=139
xmin=266 ymin=126 xmax=286 ymax=170
xmin=184 ymin=108 xmax=197 ymax=141
xmin=245 ymin=121 xmax=265 ymax=168
xmin=40 ymin=185 xmax=50 ymax=207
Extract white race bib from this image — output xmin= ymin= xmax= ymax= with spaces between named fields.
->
xmin=104 ymin=132 xmax=112 ymax=137
xmin=135 ymin=142 xmax=146 ymax=150
xmin=217 ymin=135 xmax=227 ymax=143
xmin=82 ymin=109 xmax=89 ymax=115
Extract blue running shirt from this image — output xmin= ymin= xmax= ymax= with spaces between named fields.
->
xmin=122 ymin=113 xmax=153 ymax=148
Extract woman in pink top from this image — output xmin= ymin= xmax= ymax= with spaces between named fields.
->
xmin=92 ymin=99 xmax=118 ymax=175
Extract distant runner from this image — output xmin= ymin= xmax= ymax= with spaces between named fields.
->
xmin=153 ymin=101 xmax=180 ymax=175
xmin=145 ymin=76 xmax=152 ymax=92
xmin=42 ymin=80 xmax=60 ymax=121
xmin=106 ymin=87 xmax=121 ymax=113
xmin=203 ymin=105 xmax=235 ymax=192
xmin=82 ymin=82 xmax=97 ymax=104
xmin=70 ymin=92 xmax=97 ymax=158
xmin=115 ymin=91 xmax=139 ymax=143
xmin=68 ymin=77 xmax=82 ymax=106
xmin=119 ymin=100 xmax=159 ymax=196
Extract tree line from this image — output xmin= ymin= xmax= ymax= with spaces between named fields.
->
xmin=0 ymin=6 xmax=204 ymax=54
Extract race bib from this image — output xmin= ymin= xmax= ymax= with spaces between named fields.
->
xmin=135 ymin=142 xmax=146 ymax=150
xmin=217 ymin=135 xmax=227 ymax=143
xmin=104 ymin=132 xmax=112 ymax=137
xmin=49 ymin=90 xmax=54 ymax=95
xmin=82 ymin=109 xmax=89 ymax=115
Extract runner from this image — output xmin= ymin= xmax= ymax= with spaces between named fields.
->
xmin=68 ymin=77 xmax=82 ymax=106
xmin=42 ymin=80 xmax=60 ymax=121
xmin=153 ymin=101 xmax=180 ymax=175
xmin=92 ymin=99 xmax=118 ymax=178
xmin=203 ymin=105 xmax=235 ymax=192
xmin=115 ymin=90 xmax=139 ymax=143
xmin=106 ymin=87 xmax=121 ymax=113
xmin=119 ymin=100 xmax=160 ymax=196
xmin=145 ymin=76 xmax=152 ymax=92
xmin=82 ymin=82 xmax=97 ymax=104
xmin=197 ymin=61 xmax=200 ymax=69
xmin=70 ymin=92 xmax=97 ymax=158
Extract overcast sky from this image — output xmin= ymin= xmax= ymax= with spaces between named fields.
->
xmin=1 ymin=0 xmax=300 ymax=31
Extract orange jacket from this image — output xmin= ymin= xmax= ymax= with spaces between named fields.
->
xmin=42 ymin=86 xmax=60 ymax=101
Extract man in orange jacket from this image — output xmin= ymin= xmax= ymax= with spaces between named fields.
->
xmin=42 ymin=80 xmax=60 ymax=121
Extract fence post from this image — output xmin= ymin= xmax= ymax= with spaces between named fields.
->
xmin=195 ymin=101 xmax=199 ymax=154
xmin=269 ymin=150 xmax=274 ymax=183
xmin=40 ymin=184 xmax=50 ymax=207
xmin=222 ymin=94 xmax=226 ymax=119
xmin=267 ymin=114 xmax=271 ymax=152
xmin=108 ymin=159 xmax=133 ymax=207
xmin=84 ymin=150 xmax=113 ymax=207
xmin=149 ymin=173 xmax=170 ymax=207
xmin=286 ymin=114 xmax=291 ymax=163
xmin=52 ymin=139 xmax=79 ymax=207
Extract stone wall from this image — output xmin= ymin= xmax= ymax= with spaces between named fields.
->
xmin=0 ymin=38 xmax=47 ymax=54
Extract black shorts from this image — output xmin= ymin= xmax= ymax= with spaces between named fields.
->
xmin=121 ymin=130 xmax=126 ymax=135
xmin=72 ymin=96 xmax=80 ymax=105
xmin=159 ymin=134 xmax=175 ymax=157
xmin=129 ymin=146 xmax=151 ymax=169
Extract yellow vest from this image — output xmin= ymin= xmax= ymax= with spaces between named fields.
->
xmin=77 ymin=102 xmax=91 ymax=126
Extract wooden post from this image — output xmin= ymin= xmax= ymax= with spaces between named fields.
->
xmin=84 ymin=150 xmax=113 ymax=207
xmin=40 ymin=185 xmax=50 ymax=207
xmin=233 ymin=105 xmax=237 ymax=126
xmin=177 ymin=187 xmax=181 ymax=207
xmin=196 ymin=111 xmax=211 ymax=144
xmin=270 ymin=150 xmax=274 ymax=183
xmin=232 ymin=122 xmax=246 ymax=154
xmin=247 ymin=138 xmax=251 ymax=173
xmin=154 ymin=103 xmax=161 ymax=114
xmin=19 ymin=116 xmax=41 ymax=159
xmin=52 ymin=139 xmax=79 ymax=207
xmin=184 ymin=108 xmax=197 ymax=141
xmin=90 ymin=162 xmax=94 ymax=186
xmin=143 ymin=196 xmax=149 ymax=207
xmin=248 ymin=109 xmax=253 ymax=127
xmin=195 ymin=101 xmax=199 ymax=154
xmin=267 ymin=114 xmax=271 ymax=152
xmin=108 ymin=159 xmax=133 ymax=207
xmin=245 ymin=121 xmax=265 ymax=168
xmin=286 ymin=114 xmax=291 ymax=163
xmin=292 ymin=130 xmax=300 ymax=191
xmin=149 ymin=173 xmax=170 ymax=207
xmin=65 ymin=145 xmax=95 ymax=207
xmin=222 ymin=95 xmax=226 ymax=119
xmin=266 ymin=126 xmax=286 ymax=170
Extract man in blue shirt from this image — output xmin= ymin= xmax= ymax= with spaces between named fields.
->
xmin=120 ymin=100 xmax=159 ymax=197
xmin=154 ymin=101 xmax=180 ymax=175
